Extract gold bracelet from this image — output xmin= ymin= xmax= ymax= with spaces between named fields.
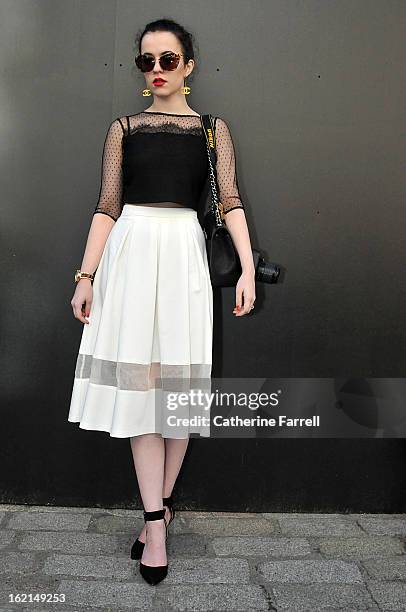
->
xmin=74 ymin=269 xmax=94 ymax=283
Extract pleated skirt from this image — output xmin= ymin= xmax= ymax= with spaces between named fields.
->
xmin=68 ymin=204 xmax=213 ymax=439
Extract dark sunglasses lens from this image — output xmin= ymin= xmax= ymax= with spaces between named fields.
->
xmin=160 ymin=54 xmax=179 ymax=70
xmin=135 ymin=55 xmax=155 ymax=72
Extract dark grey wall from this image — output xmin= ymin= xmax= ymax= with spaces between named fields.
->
xmin=1 ymin=0 xmax=405 ymax=511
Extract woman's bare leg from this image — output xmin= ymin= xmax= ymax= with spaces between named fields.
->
xmin=130 ymin=433 xmax=166 ymax=567
xmin=162 ymin=438 xmax=190 ymax=497
xmin=130 ymin=436 xmax=190 ymax=559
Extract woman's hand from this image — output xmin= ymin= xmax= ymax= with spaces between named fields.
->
xmin=233 ymin=269 xmax=256 ymax=316
xmin=71 ymin=279 xmax=93 ymax=324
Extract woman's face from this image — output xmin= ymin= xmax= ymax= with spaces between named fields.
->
xmin=140 ymin=31 xmax=193 ymax=98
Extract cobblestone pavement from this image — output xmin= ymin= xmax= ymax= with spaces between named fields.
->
xmin=0 ymin=504 xmax=405 ymax=611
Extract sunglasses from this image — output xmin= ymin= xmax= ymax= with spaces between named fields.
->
xmin=134 ymin=51 xmax=185 ymax=73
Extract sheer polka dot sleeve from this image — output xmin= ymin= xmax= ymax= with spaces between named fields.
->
xmin=215 ymin=117 xmax=245 ymax=214
xmin=93 ymin=118 xmax=125 ymax=222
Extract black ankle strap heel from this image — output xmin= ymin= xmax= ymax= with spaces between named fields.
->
xmin=163 ymin=494 xmax=176 ymax=526
xmin=139 ymin=508 xmax=168 ymax=585
xmin=130 ymin=495 xmax=176 ymax=561
xmin=143 ymin=509 xmax=166 ymax=521
xmin=143 ymin=508 xmax=168 ymax=539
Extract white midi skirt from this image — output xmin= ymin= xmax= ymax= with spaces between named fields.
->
xmin=68 ymin=204 xmax=213 ymax=439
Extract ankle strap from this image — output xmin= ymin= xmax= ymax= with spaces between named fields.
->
xmin=143 ymin=508 xmax=165 ymax=522
xmin=162 ymin=495 xmax=173 ymax=506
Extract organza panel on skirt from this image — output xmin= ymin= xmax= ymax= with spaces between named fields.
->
xmin=68 ymin=204 xmax=213 ymax=438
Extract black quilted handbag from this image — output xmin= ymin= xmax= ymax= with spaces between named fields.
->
xmin=200 ymin=114 xmax=264 ymax=288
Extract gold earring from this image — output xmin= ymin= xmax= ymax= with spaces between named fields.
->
xmin=142 ymin=88 xmax=152 ymax=97
xmin=181 ymin=78 xmax=191 ymax=95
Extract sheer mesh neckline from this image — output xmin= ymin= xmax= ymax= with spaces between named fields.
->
xmin=141 ymin=110 xmax=201 ymax=117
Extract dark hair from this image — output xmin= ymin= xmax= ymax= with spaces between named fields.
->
xmin=134 ymin=18 xmax=198 ymax=80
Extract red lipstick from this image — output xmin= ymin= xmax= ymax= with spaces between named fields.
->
xmin=153 ymin=78 xmax=167 ymax=86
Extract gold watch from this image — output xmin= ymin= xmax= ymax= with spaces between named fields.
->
xmin=75 ymin=269 xmax=94 ymax=283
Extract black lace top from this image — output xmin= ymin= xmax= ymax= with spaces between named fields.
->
xmin=93 ymin=111 xmax=245 ymax=222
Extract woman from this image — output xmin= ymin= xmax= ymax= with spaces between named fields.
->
xmin=68 ymin=18 xmax=256 ymax=585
